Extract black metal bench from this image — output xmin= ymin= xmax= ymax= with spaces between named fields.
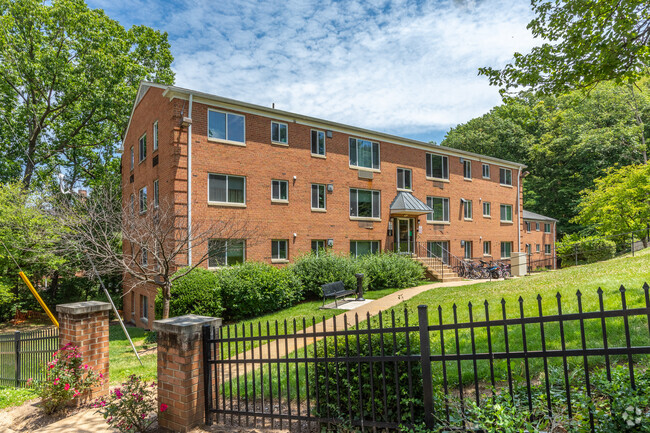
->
xmin=321 ymin=281 xmax=355 ymax=308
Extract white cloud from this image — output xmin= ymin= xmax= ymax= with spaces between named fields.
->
xmin=90 ymin=0 xmax=537 ymax=139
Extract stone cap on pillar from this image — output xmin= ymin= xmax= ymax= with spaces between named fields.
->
xmin=56 ymin=301 xmax=112 ymax=315
xmin=154 ymin=315 xmax=222 ymax=339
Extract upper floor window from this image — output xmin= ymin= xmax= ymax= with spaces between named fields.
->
xmin=208 ymin=174 xmax=245 ymax=204
xmin=482 ymin=163 xmax=490 ymax=179
xmin=545 ymin=244 xmax=552 ymax=254
xmin=130 ymin=194 xmax=135 ymax=215
xmin=139 ymin=187 xmax=147 ymax=214
xmin=153 ymin=179 xmax=159 ymax=208
xmin=208 ymin=239 xmax=245 ymax=267
xmin=463 ymin=159 xmax=472 ymax=179
xmin=536 ymin=222 xmax=540 ymax=231
xmin=501 ymin=241 xmax=512 ymax=259
xmin=426 ymin=153 xmax=448 ymax=179
xmin=500 ymin=168 xmax=512 ymax=186
xmin=208 ymin=109 xmax=245 ymax=144
xmin=153 ymin=121 xmax=158 ymax=151
xmin=397 ymin=168 xmax=412 ymax=190
xmin=311 ymin=184 xmax=326 ymax=210
xmin=271 ymin=179 xmax=288 ymax=202
xmin=463 ymin=199 xmax=472 ymax=220
xmin=427 ymin=197 xmax=449 ymax=222
xmin=350 ymin=188 xmax=380 ymax=219
xmin=526 ymin=221 xmax=531 ymax=232
xmin=500 ymin=204 xmax=513 ymax=222
xmin=349 ymin=137 xmax=380 ymax=170
xmin=139 ymin=134 xmax=146 ymax=162
xmin=141 ymin=247 xmax=148 ymax=266
xmin=483 ymin=202 xmax=491 ymax=217
xmin=311 ymin=130 xmax=325 ymax=156
xmin=130 ymin=147 xmax=134 ymax=170
xmin=544 ymin=223 xmax=551 ymax=233
xmin=271 ymin=121 xmax=288 ymax=144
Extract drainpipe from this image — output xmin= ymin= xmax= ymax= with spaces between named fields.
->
xmin=187 ymin=94 xmax=193 ymax=266
xmin=553 ymin=221 xmax=557 ymax=270
xmin=517 ymin=167 xmax=522 ymax=253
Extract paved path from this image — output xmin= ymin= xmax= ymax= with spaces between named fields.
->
xmin=221 ymin=278 xmax=492 ymax=381
xmin=33 ymin=409 xmax=115 ymax=433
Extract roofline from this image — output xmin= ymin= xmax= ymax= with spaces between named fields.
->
xmin=126 ymin=81 xmax=527 ymax=169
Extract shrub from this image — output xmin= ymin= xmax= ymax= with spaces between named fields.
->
xmin=33 ymin=343 xmax=100 ymax=414
xmin=557 ymin=234 xmax=616 ymax=266
xmin=94 ymin=375 xmax=163 ymax=433
xmin=217 ymin=262 xmax=303 ymax=321
xmin=357 ymin=252 xmax=425 ymax=291
xmin=155 ymin=267 xmax=221 ymax=319
xmin=291 ymin=251 xmax=360 ymax=298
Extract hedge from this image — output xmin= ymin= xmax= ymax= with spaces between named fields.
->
xmin=557 ymin=234 xmax=616 ymax=266
xmin=155 ymin=267 xmax=221 ymax=319
xmin=291 ymin=251 xmax=360 ymax=298
xmin=356 ymin=252 xmax=425 ymax=291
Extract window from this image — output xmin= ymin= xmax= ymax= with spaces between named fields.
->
xmin=153 ymin=179 xmax=159 ymax=208
xmin=139 ymin=187 xmax=147 ymax=213
xmin=427 ymin=197 xmax=449 ymax=222
xmin=141 ymin=247 xmax=148 ymax=266
xmin=349 ymin=137 xmax=380 ymax=170
xmin=311 ymin=130 xmax=325 ymax=156
xmin=397 ymin=168 xmax=412 ymax=190
xmin=427 ymin=241 xmax=449 ymax=264
xmin=311 ymin=240 xmax=326 ymax=256
xmin=501 ymin=241 xmax=512 ymax=259
xmin=153 ymin=121 xmax=158 ymax=151
xmin=311 ymin=184 xmax=326 ymax=210
xmin=139 ymin=134 xmax=146 ymax=162
xmin=463 ymin=199 xmax=472 ymax=220
xmin=208 ymin=174 xmax=245 ymax=204
xmin=482 ymin=163 xmax=490 ymax=179
xmin=271 ymin=121 xmax=288 ymax=144
xmin=350 ymin=188 xmax=380 ymax=219
xmin=483 ymin=202 xmax=491 ymax=217
xmin=526 ymin=244 xmax=531 ymax=254
xmin=536 ymin=244 xmax=541 ymax=253
xmin=271 ymin=180 xmax=288 ymax=201
xmin=130 ymin=194 xmax=135 ymax=214
xmin=131 ymin=292 xmax=135 ymax=317
xmin=483 ymin=241 xmax=491 ymax=256
xmin=500 ymin=204 xmax=513 ymax=222
xmin=208 ymin=239 xmax=245 ymax=267
xmin=526 ymin=221 xmax=531 ymax=232
xmin=463 ymin=160 xmax=472 ymax=179
xmin=544 ymin=223 xmax=551 ymax=233
xmin=350 ymin=241 xmax=379 ymax=257
xmin=463 ymin=241 xmax=472 ymax=259
xmin=545 ymin=244 xmax=552 ymax=255
xmin=499 ymin=168 xmax=512 ymax=186
xmin=140 ymin=295 xmax=148 ymax=320
xmin=130 ymin=147 xmax=134 ymax=170
xmin=426 ymin=153 xmax=449 ymax=179
xmin=536 ymin=222 xmax=540 ymax=231
xmin=271 ymin=240 xmax=288 ymax=261
xmin=208 ymin=109 xmax=245 ymax=144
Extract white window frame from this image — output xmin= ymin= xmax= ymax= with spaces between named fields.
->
xmin=482 ymin=163 xmax=490 ymax=179
xmin=483 ymin=241 xmax=491 ymax=256
xmin=349 ymin=137 xmax=380 ymax=170
xmin=207 ymin=173 xmax=246 ymax=205
xmin=153 ymin=121 xmax=158 ymax=151
xmin=271 ymin=121 xmax=288 ymax=145
xmin=545 ymin=244 xmax=552 ymax=255
xmin=463 ymin=159 xmax=472 ymax=179
xmin=427 ymin=196 xmax=449 ymax=222
xmin=526 ymin=221 xmax=531 ymax=232
xmin=207 ymin=108 xmax=246 ymax=145
xmin=311 ymin=184 xmax=326 ymax=210
xmin=483 ymin=202 xmax=491 ymax=217
xmin=501 ymin=241 xmax=512 ymax=259
xmin=544 ymin=223 xmax=551 ymax=233
xmin=271 ymin=239 xmax=288 ymax=261
xmin=536 ymin=244 xmax=541 ymax=253
xmin=500 ymin=204 xmax=513 ymax=222
xmin=350 ymin=241 xmax=380 ymax=258
xmin=426 ymin=153 xmax=449 ymax=180
xmin=311 ymin=129 xmax=326 ymax=156
xmin=130 ymin=147 xmax=134 ymax=171
xmin=349 ymin=188 xmax=381 ymax=220
xmin=463 ymin=241 xmax=472 ymax=259
xmin=500 ymin=168 xmax=513 ymax=186
xmin=536 ymin=222 xmax=540 ymax=231
xmin=208 ymin=239 xmax=246 ymax=268
xmin=271 ymin=179 xmax=289 ymax=202
xmin=139 ymin=134 xmax=146 ymax=162
xmin=153 ymin=179 xmax=159 ymax=208
xmin=311 ymin=240 xmax=326 ymax=256
xmin=139 ymin=187 xmax=147 ymax=214
xmin=397 ymin=168 xmax=412 ymax=191
xmin=140 ymin=295 xmax=148 ymax=320
xmin=463 ymin=199 xmax=473 ymax=220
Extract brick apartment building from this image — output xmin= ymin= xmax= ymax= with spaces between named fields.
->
xmin=522 ymin=210 xmax=558 ymax=270
xmin=121 ymin=82 xmax=556 ymax=326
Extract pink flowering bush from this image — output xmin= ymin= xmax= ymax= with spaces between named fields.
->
xmin=94 ymin=375 xmax=162 ymax=433
xmin=33 ymin=343 xmax=100 ymax=414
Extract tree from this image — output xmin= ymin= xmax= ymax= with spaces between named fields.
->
xmin=0 ymin=0 xmax=174 ymax=189
xmin=56 ymin=186 xmax=262 ymax=319
xmin=573 ymin=164 xmax=650 ymax=246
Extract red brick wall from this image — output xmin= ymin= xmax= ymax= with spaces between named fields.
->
xmin=522 ymin=220 xmax=556 ymax=266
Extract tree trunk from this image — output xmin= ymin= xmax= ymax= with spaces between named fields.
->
xmin=50 ymin=271 xmax=59 ymax=300
xmin=162 ymin=282 xmax=171 ymax=319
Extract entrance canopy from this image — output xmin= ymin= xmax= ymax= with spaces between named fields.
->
xmin=389 ymin=191 xmax=433 ymax=216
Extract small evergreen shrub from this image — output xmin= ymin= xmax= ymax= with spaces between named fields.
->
xmin=155 ymin=267 xmax=221 ymax=318
xmin=217 ymin=262 xmax=303 ymax=321
xmin=291 ymin=252 xmax=360 ymax=298
xmin=357 ymin=252 xmax=425 ymax=291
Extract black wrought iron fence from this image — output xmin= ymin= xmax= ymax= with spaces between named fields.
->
xmin=203 ymin=283 xmax=650 ymax=432
xmin=0 ymin=327 xmax=59 ymax=387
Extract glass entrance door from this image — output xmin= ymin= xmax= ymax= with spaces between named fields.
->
xmin=395 ymin=218 xmax=414 ymax=254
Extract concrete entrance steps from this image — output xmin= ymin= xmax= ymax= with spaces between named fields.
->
xmin=412 ymin=256 xmax=462 ymax=282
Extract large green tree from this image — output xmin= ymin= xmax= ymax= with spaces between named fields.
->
xmin=0 ymin=0 xmax=174 ymax=189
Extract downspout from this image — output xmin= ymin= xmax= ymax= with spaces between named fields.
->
xmin=553 ymin=221 xmax=557 ymax=270
xmin=517 ymin=167 xmax=522 ymax=252
xmin=187 ymin=94 xmax=193 ymax=265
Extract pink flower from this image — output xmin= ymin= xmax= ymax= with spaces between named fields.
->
xmin=53 ymin=377 xmax=60 ymax=385
xmin=64 ymin=383 xmax=70 ymax=391
xmin=160 ymin=403 xmax=168 ymax=412
xmin=114 ymin=388 xmax=123 ymax=399
xmin=84 ymin=364 xmax=89 ymax=370
xmin=141 ymin=413 xmax=146 ymax=419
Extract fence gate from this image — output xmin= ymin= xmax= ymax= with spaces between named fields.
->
xmin=0 ymin=327 xmax=59 ymax=387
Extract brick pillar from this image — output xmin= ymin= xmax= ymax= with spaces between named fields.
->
xmin=56 ymin=301 xmax=111 ymax=399
xmin=154 ymin=315 xmax=221 ymax=433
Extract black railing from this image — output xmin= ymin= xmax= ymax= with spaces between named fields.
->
xmin=0 ymin=327 xmax=59 ymax=387
xmin=414 ymin=242 xmax=466 ymax=281
xmin=203 ymin=283 xmax=650 ymax=432
xmin=527 ymin=255 xmax=558 ymax=273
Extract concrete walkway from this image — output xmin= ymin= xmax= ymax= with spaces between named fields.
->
xmin=33 ymin=409 xmax=115 ymax=433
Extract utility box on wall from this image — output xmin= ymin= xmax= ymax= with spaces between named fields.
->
xmin=510 ymin=252 xmax=527 ymax=277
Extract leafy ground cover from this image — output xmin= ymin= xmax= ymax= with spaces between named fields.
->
xmin=0 ymin=386 xmax=37 ymax=410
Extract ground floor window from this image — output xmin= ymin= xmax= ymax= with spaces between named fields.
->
xmin=311 ymin=240 xmax=326 ymax=256
xmin=427 ymin=241 xmax=449 ymax=264
xmin=272 ymin=240 xmax=288 ymax=260
xmin=483 ymin=241 xmax=491 ymax=256
xmin=501 ymin=241 xmax=512 ymax=259
xmin=140 ymin=295 xmax=148 ymax=320
xmin=350 ymin=241 xmax=379 ymax=257
xmin=208 ymin=239 xmax=245 ymax=267
xmin=463 ymin=241 xmax=472 ymax=259
xmin=545 ymin=244 xmax=552 ymax=255
xmin=536 ymin=244 xmax=541 ymax=253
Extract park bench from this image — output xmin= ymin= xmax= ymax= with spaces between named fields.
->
xmin=321 ymin=281 xmax=355 ymax=308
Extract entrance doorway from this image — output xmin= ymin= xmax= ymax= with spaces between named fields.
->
xmin=394 ymin=218 xmax=415 ymax=254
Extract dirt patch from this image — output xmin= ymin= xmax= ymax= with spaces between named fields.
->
xmin=0 ymin=397 xmax=92 ymax=433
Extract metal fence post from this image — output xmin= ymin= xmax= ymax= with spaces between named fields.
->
xmin=632 ymin=233 xmax=635 ymax=256
xmin=202 ymin=324 xmax=213 ymax=426
xmin=417 ymin=305 xmax=435 ymax=429
xmin=14 ymin=331 xmax=20 ymax=387
xmin=574 ymin=244 xmax=578 ymax=266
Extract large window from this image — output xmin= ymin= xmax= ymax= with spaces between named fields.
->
xmin=271 ymin=180 xmax=288 ymax=201
xmin=427 ymin=197 xmax=449 ymax=222
xmin=311 ymin=240 xmax=326 ymax=256
xmin=350 ymin=188 xmax=380 ymax=219
xmin=140 ymin=295 xmax=148 ymax=320
xmin=500 ymin=168 xmax=512 ymax=186
xmin=311 ymin=184 xmax=326 ymax=210
xmin=153 ymin=121 xmax=158 ymax=151
xmin=483 ymin=202 xmax=491 ymax=217
xmin=397 ymin=168 xmax=412 ymax=190
xmin=544 ymin=223 xmax=551 ymax=233
xmin=349 ymin=137 xmax=380 ymax=170
xmin=463 ymin=199 xmax=472 ymax=220
xmin=482 ymin=163 xmax=490 ymax=179
xmin=426 ymin=153 xmax=449 ymax=179
xmin=139 ymin=134 xmax=146 ymax=162
xmin=427 ymin=241 xmax=449 ymax=264
xmin=483 ymin=241 xmax=491 ymax=256
xmin=153 ymin=179 xmax=159 ymax=208
xmin=350 ymin=241 xmax=379 ymax=257
xmin=545 ymin=244 xmax=552 ymax=255
xmin=271 ymin=121 xmax=288 ymax=144
xmin=208 ymin=174 xmax=245 ymax=204
xmin=501 ymin=241 xmax=512 ymax=259
xmin=139 ymin=187 xmax=147 ymax=214
xmin=311 ymin=130 xmax=325 ymax=156
xmin=463 ymin=159 xmax=472 ymax=179
xmin=463 ymin=241 xmax=472 ymax=259
xmin=208 ymin=110 xmax=245 ymax=144
xmin=208 ymin=239 xmax=245 ymax=267
xmin=271 ymin=240 xmax=288 ymax=261
xmin=500 ymin=204 xmax=513 ymax=222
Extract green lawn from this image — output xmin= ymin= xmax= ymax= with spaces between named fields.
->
xmin=0 ymin=386 xmax=37 ymax=409
xmin=108 ymin=325 xmax=157 ymax=385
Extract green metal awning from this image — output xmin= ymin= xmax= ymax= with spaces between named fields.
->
xmin=389 ymin=191 xmax=433 ymax=216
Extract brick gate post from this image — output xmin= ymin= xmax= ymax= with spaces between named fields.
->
xmin=154 ymin=315 xmax=221 ymax=433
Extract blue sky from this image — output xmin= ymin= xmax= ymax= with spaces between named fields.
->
xmin=90 ymin=0 xmax=537 ymax=144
